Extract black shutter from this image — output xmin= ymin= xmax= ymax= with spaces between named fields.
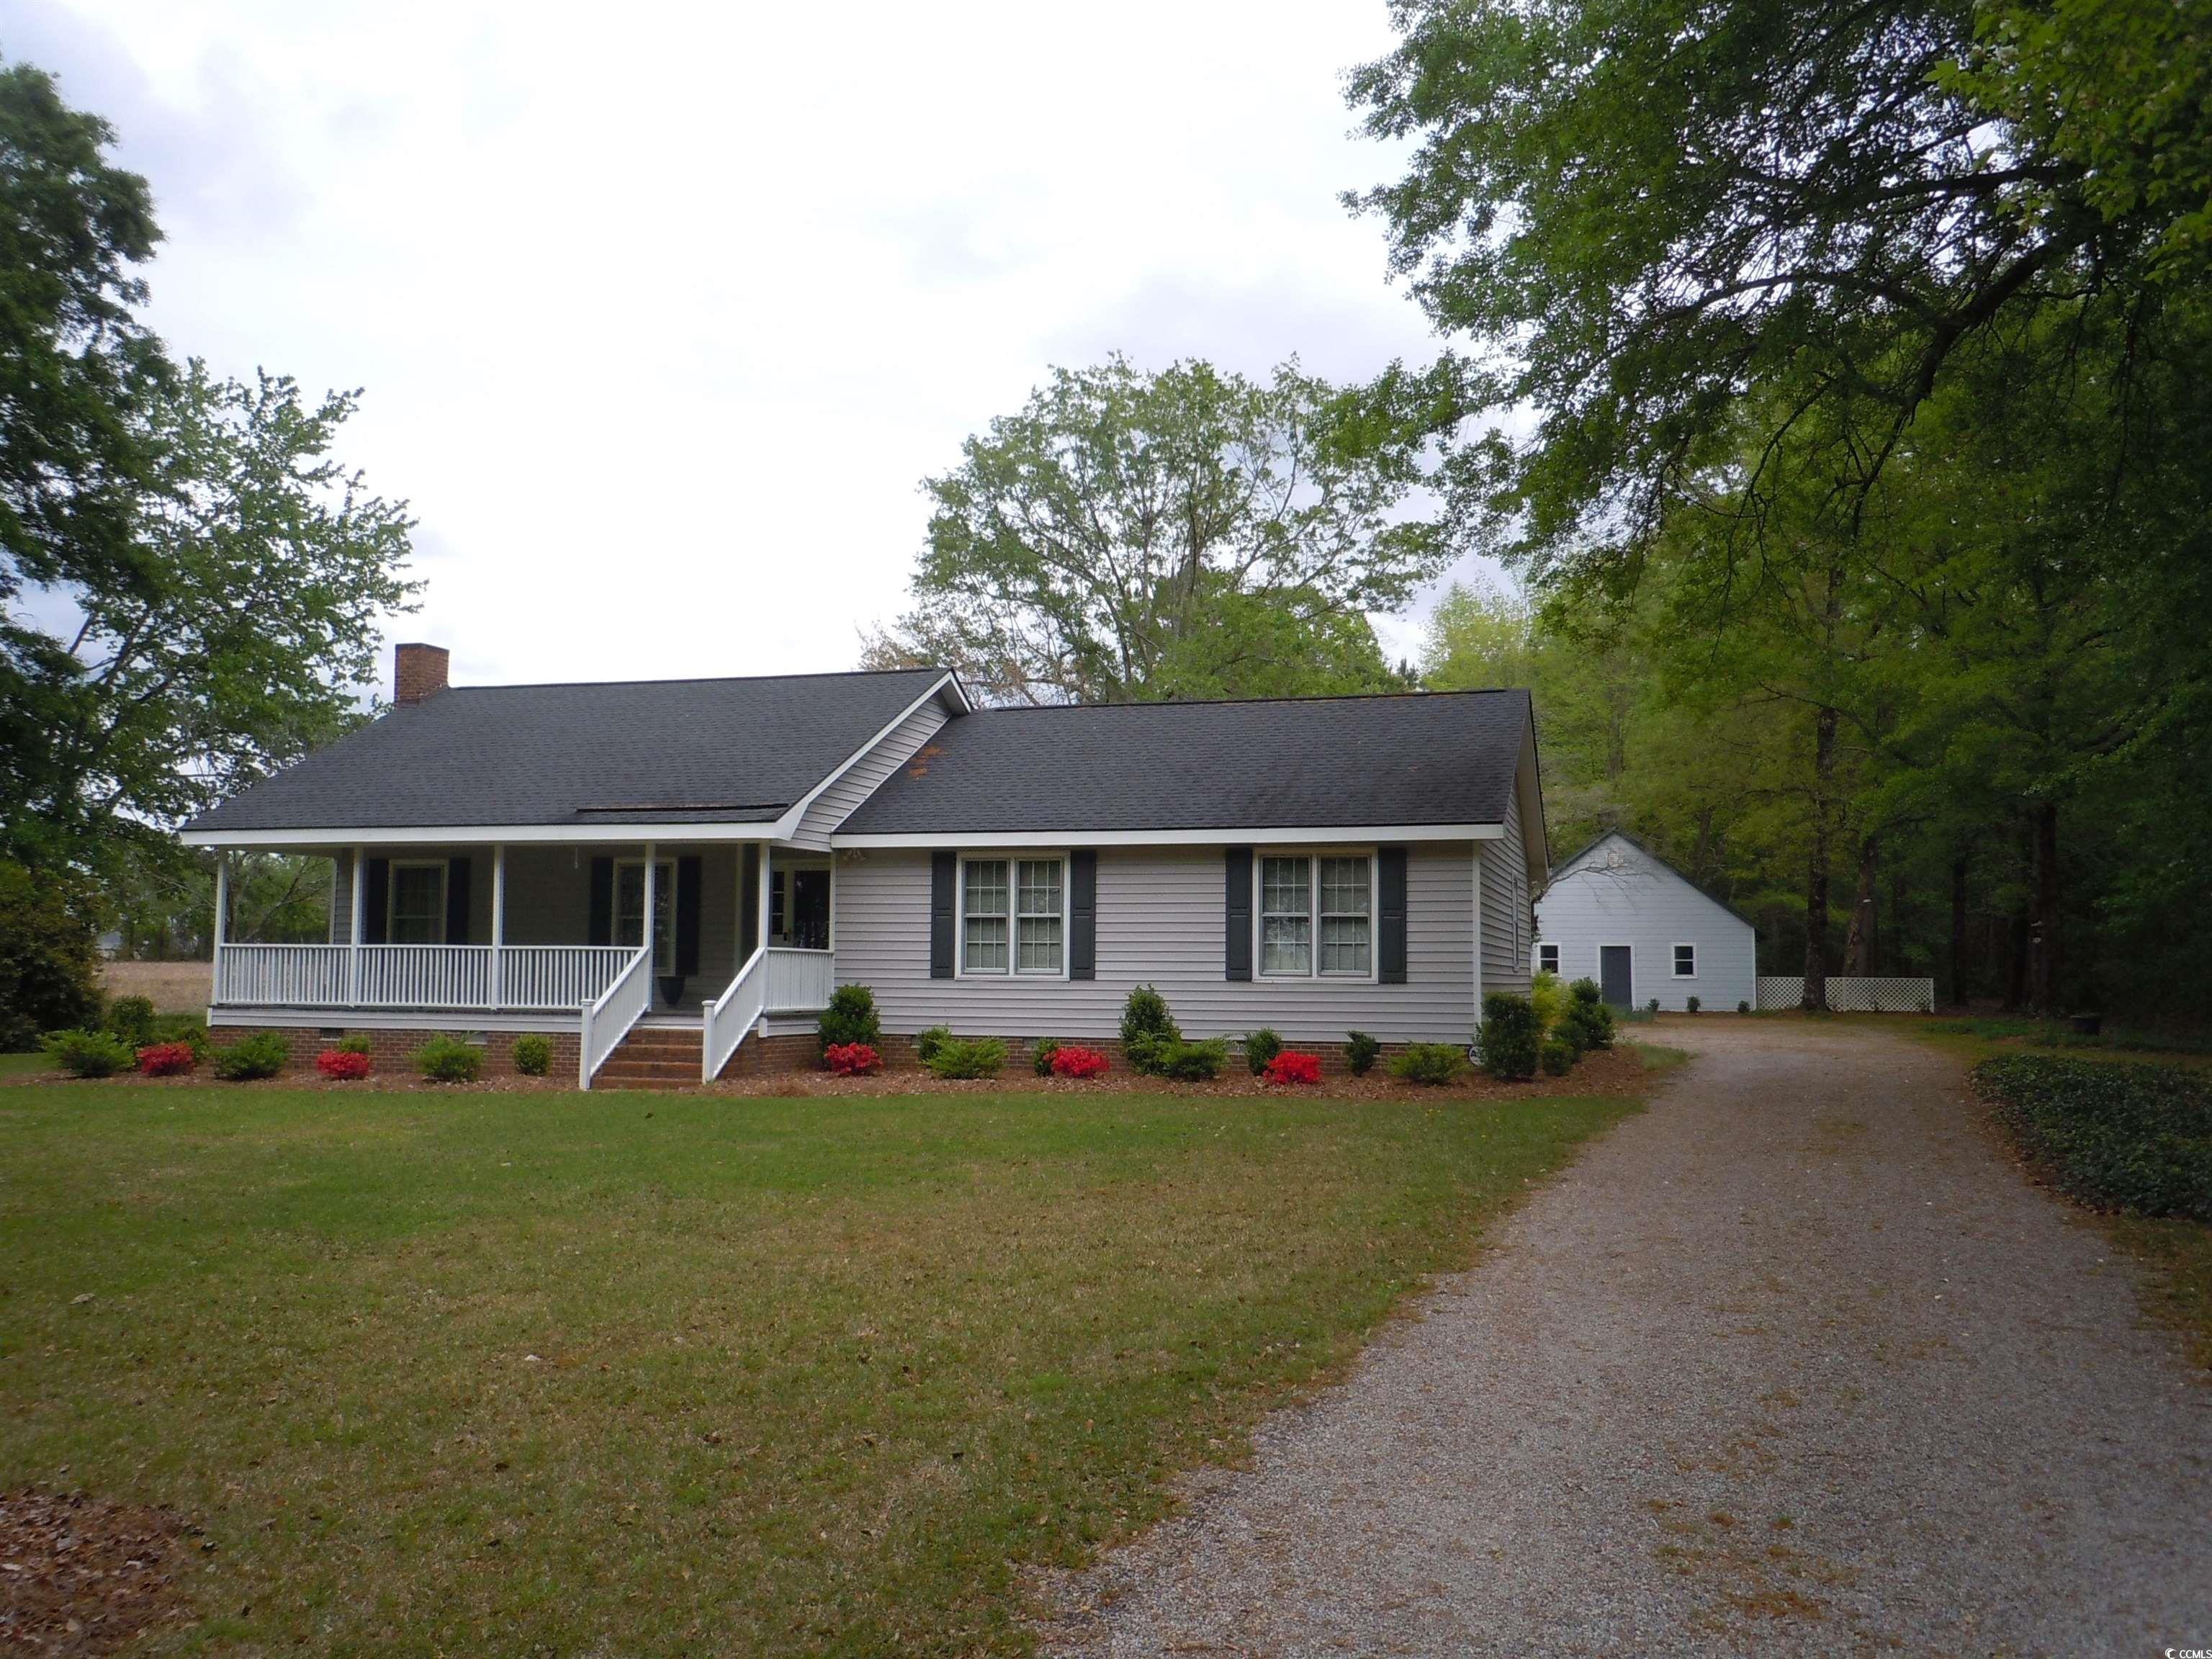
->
xmin=675 ymin=854 xmax=702 ymax=975
xmin=739 ymin=845 xmax=760 ymax=953
xmin=1224 ymin=847 xmax=1253 ymax=981
xmin=363 ymin=858 xmax=390 ymax=944
xmin=930 ymin=851 xmax=956 ymax=979
xmin=1069 ymin=850 xmax=1097 ymax=980
xmin=1378 ymin=845 xmax=1408 ymax=984
xmin=444 ymin=856 xmax=471 ymax=945
xmin=588 ymin=857 xmax=613 ymax=946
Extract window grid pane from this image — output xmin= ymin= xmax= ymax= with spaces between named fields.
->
xmin=963 ymin=860 xmax=1011 ymax=974
xmin=965 ymin=915 xmax=1009 ymax=972
xmin=1316 ymin=856 xmax=1370 ymax=976
xmin=1539 ymin=943 xmax=1560 ymax=976
xmin=1018 ymin=916 xmax=1062 ymax=971
xmin=1674 ymin=945 xmax=1695 ymax=976
xmin=1261 ymin=916 xmax=1311 ymax=976
xmin=1261 ymin=858 xmax=1310 ymax=918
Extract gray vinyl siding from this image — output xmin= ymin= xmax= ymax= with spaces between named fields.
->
xmin=1534 ymin=833 xmax=1756 ymax=1011
xmin=833 ymin=843 xmax=1480 ymax=1044
xmin=1478 ymin=784 xmax=1534 ymax=998
xmin=787 ymin=698 xmax=953 ymax=850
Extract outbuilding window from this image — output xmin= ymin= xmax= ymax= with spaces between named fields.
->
xmin=1537 ymin=941 xmax=1560 ymax=976
xmin=1673 ymin=942 xmax=1696 ymax=979
xmin=961 ymin=856 xmax=1065 ymax=976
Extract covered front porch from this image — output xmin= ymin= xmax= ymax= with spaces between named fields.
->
xmin=204 ymin=837 xmax=837 ymax=1086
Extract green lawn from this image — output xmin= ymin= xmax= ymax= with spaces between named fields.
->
xmin=0 ymin=1077 xmax=1643 ymax=1655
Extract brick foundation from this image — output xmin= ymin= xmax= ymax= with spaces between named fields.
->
xmin=214 ymin=1024 xmax=580 ymax=1081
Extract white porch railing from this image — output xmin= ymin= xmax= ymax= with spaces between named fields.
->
xmin=701 ymin=945 xmax=769 ymax=1083
xmin=211 ymin=943 xmax=638 ymax=1012
xmin=765 ymin=948 xmax=836 ymax=1013
xmin=579 ymin=947 xmax=652 ymax=1089
xmin=215 ymin=943 xmax=351 ymax=1007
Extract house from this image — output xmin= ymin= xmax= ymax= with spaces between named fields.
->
xmin=180 ymin=643 xmax=1547 ymax=1086
xmin=1533 ymin=830 xmax=1755 ymax=1012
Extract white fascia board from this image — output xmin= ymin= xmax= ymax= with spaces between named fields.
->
xmin=831 ymin=822 xmax=1504 ymax=850
xmin=180 ymin=822 xmax=784 ymax=849
xmin=770 ymin=671 xmax=965 ymax=841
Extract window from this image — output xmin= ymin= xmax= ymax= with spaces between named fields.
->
xmin=1260 ymin=853 xmax=1373 ymax=979
xmin=961 ymin=856 xmax=1064 ymax=976
xmin=1673 ymin=942 xmax=1696 ymax=979
xmin=388 ymin=860 xmax=446 ymax=944
xmin=1537 ymin=942 xmax=1560 ymax=976
xmin=613 ymin=859 xmax=675 ymax=964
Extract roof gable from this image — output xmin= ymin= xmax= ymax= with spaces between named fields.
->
xmin=1547 ymin=831 xmax=1755 ymax=933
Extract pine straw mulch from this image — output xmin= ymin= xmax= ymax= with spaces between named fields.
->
xmin=0 ymin=1489 xmax=194 ymax=1655
xmin=705 ymin=1040 xmax=1658 ymax=1102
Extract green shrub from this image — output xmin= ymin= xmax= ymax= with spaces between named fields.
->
xmin=1345 ymin=1030 xmax=1381 ymax=1076
xmin=42 ymin=1028 xmax=136 ymax=1078
xmin=1529 ymin=970 xmax=1566 ymax=1038
xmin=103 ymin=994 xmax=158 ymax=1047
xmin=1129 ymin=1035 xmax=1227 ymax=1081
xmin=1031 ymin=1038 xmax=1062 ymax=1076
xmin=0 ymin=860 xmax=101 ymax=1051
xmin=818 ymin=984 xmax=882 ymax=1055
xmin=1388 ymin=1042 xmax=1466 ymax=1086
xmin=148 ymin=1013 xmax=210 ymax=1058
xmin=211 ymin=1030 xmax=289 ymax=1081
xmin=335 ymin=1032 xmax=374 ymax=1056
xmin=1737 ymin=1000 xmax=1751 ymax=1014
xmin=912 ymin=1025 xmax=952 ymax=1066
xmin=1557 ymin=979 xmax=1616 ymax=1053
xmin=1646 ymin=997 xmax=1660 ymax=1014
xmin=413 ymin=1034 xmax=482 ymax=1084
xmin=1244 ymin=1027 xmax=1283 ymax=1076
xmin=1686 ymin=994 xmax=1701 ymax=1013
xmin=511 ymin=1033 xmax=552 ymax=1076
xmin=1120 ymin=984 xmax=1178 ymax=1048
xmin=1475 ymin=992 xmax=1542 ymax=1081
xmin=1539 ymin=1037 xmax=1577 ymax=1076
xmin=925 ymin=1035 xmax=1006 ymax=1079
xmin=1974 ymin=1056 xmax=2212 ymax=1220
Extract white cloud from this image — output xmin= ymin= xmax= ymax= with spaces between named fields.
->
xmin=14 ymin=0 xmax=1467 ymax=696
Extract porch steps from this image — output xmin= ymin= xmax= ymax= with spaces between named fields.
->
xmin=594 ymin=1025 xmax=703 ymax=1089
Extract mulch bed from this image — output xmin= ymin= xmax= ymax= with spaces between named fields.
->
xmin=0 ymin=1490 xmax=192 ymax=1655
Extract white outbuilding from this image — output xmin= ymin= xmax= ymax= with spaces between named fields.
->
xmin=1534 ymin=831 xmax=1757 ymax=1012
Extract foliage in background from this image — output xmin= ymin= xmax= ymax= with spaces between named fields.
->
xmin=862 ymin=356 xmax=1449 ymax=703
xmin=0 ymin=858 xmax=100 ymax=1048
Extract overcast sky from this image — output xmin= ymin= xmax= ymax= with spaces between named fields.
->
xmin=11 ymin=1 xmax=1477 ymax=696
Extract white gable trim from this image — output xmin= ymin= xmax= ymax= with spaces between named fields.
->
xmin=770 ymin=671 xmax=969 ymax=842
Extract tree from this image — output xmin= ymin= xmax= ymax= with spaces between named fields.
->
xmin=863 ymin=356 xmax=1452 ymax=703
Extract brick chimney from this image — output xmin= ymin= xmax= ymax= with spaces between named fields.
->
xmin=394 ymin=642 xmax=449 ymax=706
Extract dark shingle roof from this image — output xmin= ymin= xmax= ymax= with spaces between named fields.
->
xmin=837 ymin=689 xmax=1533 ymax=835
xmin=186 ymin=668 xmax=950 ymax=834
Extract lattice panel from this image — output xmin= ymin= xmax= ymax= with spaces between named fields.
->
xmin=1757 ymin=976 xmax=1934 ymax=1013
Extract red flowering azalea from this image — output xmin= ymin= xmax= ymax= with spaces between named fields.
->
xmin=316 ymin=1049 xmax=372 ymax=1080
xmin=1049 ymin=1045 xmax=1110 ymax=1079
xmin=135 ymin=1041 xmax=197 ymax=1076
xmin=824 ymin=1042 xmax=880 ymax=1076
xmin=1263 ymin=1050 xmax=1323 ymax=1086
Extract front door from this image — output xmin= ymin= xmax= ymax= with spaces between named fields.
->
xmin=790 ymin=869 xmax=830 ymax=950
xmin=1599 ymin=945 xmax=1633 ymax=1010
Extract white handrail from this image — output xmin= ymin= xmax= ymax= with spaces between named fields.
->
xmin=209 ymin=942 xmax=631 ymax=1011
xmin=701 ymin=945 xmax=769 ymax=1083
xmin=578 ymin=946 xmax=652 ymax=1090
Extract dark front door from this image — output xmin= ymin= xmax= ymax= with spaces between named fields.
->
xmin=791 ymin=869 xmax=830 ymax=951
xmin=1599 ymin=945 xmax=1633 ymax=1010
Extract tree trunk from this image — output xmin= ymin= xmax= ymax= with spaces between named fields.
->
xmin=2029 ymin=801 xmax=2059 ymax=1014
xmin=1948 ymin=852 xmax=1969 ymax=1009
xmin=1800 ymin=703 xmax=1838 ymax=1012
xmin=2002 ymin=907 xmax=2029 ymax=1011
xmin=1843 ymin=835 xmax=1879 ymax=978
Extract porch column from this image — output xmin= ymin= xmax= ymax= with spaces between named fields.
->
xmin=349 ymin=843 xmax=366 ymax=1004
xmin=642 ymin=842 xmax=658 ymax=992
xmin=489 ymin=843 xmax=505 ymax=1010
xmin=212 ymin=853 xmax=229 ymax=1002
xmin=757 ymin=843 xmax=772 ymax=953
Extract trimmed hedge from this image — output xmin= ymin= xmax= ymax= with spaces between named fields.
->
xmin=1345 ymin=1030 xmax=1381 ymax=1076
xmin=511 ymin=1033 xmax=552 ymax=1076
xmin=1475 ymin=992 xmax=1540 ymax=1080
xmin=1243 ymin=1028 xmax=1283 ymax=1076
xmin=1388 ymin=1042 xmax=1465 ymax=1087
xmin=413 ymin=1035 xmax=482 ymax=1084
xmin=818 ymin=984 xmax=881 ymax=1055
xmin=1974 ymin=1056 xmax=2212 ymax=1221
xmin=211 ymin=1031 xmax=288 ymax=1081
xmin=43 ymin=1028 xmax=135 ymax=1077
xmin=925 ymin=1036 xmax=1006 ymax=1079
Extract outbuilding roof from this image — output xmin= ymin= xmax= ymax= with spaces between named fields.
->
xmin=837 ymin=688 xmax=1534 ymax=835
xmin=184 ymin=667 xmax=954 ymax=835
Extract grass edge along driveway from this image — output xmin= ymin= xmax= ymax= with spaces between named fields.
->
xmin=0 ymin=1066 xmax=1657 ymax=1656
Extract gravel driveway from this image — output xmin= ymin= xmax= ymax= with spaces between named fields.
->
xmin=1037 ymin=1019 xmax=2212 ymax=1657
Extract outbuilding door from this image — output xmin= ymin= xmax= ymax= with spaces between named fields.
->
xmin=1599 ymin=945 xmax=1634 ymax=1010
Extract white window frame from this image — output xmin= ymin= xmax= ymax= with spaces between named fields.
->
xmin=1537 ymin=941 xmax=1560 ymax=977
xmin=1254 ymin=848 xmax=1378 ymax=983
xmin=1671 ymin=940 xmax=1698 ymax=979
xmin=612 ymin=857 xmax=678 ymax=963
xmin=956 ymin=853 xmax=1069 ymax=979
xmin=387 ymin=858 xmax=449 ymax=945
